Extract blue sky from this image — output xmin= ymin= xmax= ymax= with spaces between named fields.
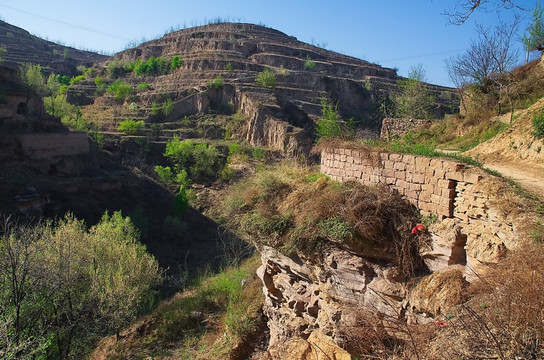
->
xmin=0 ymin=0 xmax=539 ymax=86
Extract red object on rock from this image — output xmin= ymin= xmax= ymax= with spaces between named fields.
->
xmin=411 ymin=224 xmax=425 ymax=234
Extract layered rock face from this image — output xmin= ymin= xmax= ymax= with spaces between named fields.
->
xmin=255 ymin=146 xmax=538 ymax=359
xmin=80 ymin=23 xmax=458 ymax=155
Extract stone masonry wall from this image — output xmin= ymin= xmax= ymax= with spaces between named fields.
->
xmin=321 ymin=147 xmax=483 ymax=219
xmin=380 ymin=118 xmax=436 ymax=140
xmin=321 ymin=147 xmax=529 ymax=274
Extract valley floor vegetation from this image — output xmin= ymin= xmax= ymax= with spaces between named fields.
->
xmin=0 ymin=212 xmax=162 ymax=359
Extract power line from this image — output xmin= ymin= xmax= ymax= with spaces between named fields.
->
xmin=0 ymin=3 xmax=130 ymax=41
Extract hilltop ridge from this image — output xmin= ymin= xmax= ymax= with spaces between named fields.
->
xmin=0 ymin=20 xmax=108 ymax=75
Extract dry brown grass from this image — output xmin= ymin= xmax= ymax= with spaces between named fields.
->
xmin=217 ymin=162 xmax=428 ymax=279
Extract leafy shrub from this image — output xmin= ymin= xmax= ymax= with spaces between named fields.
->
xmin=533 ymin=110 xmax=544 ymax=138
xmin=69 ymin=74 xmax=86 ymax=85
xmin=107 ymin=60 xmax=127 ymax=79
xmin=304 ymin=57 xmax=316 ymax=70
xmin=57 ymin=74 xmax=70 ymax=86
xmin=162 ymin=98 xmax=174 ymax=116
xmin=94 ymin=76 xmax=107 ymax=95
xmin=175 ymin=168 xmax=192 ymax=187
xmin=165 ymin=136 xmax=195 ymax=165
xmin=170 ymin=56 xmax=183 ymax=70
xmin=118 ymin=119 xmax=145 ymax=135
xmin=255 ymin=68 xmax=276 ymax=88
xmin=191 ymin=144 xmax=221 ymax=181
xmin=225 ymin=62 xmax=234 ymax=71
xmin=173 ymin=185 xmax=189 ymax=215
xmin=151 ymin=101 xmax=160 ymax=115
xmin=107 ymin=79 xmax=133 ymax=100
xmin=220 ymin=165 xmax=236 ymax=181
xmin=155 ymin=165 xmax=174 ymax=184
xmin=209 ymin=76 xmax=224 ymax=89
xmin=251 ymin=147 xmax=266 ymax=160
xmin=316 ymin=98 xmax=354 ymax=140
xmin=134 ymin=57 xmax=169 ymax=76
xmin=137 ymin=82 xmax=150 ymax=90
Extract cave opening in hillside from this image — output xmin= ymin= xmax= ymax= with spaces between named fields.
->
xmin=17 ymin=102 xmax=27 ymax=115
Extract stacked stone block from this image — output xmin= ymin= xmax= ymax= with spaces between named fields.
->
xmin=320 ymin=148 xmax=484 ymax=219
xmin=321 ymin=146 xmax=533 ymax=276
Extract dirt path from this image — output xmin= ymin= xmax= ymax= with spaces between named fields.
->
xmin=482 ymin=162 xmax=544 ymax=199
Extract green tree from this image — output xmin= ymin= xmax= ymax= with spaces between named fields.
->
xmin=164 ymin=136 xmax=195 ymax=165
xmin=191 ymin=144 xmax=221 ymax=181
xmin=393 ymin=64 xmax=435 ymax=119
xmin=107 ymin=79 xmax=133 ymax=100
xmin=0 ymin=213 xmax=161 ymax=359
xmin=19 ymin=63 xmax=45 ymax=97
xmin=522 ymin=2 xmax=544 ymax=62
xmin=173 ymin=185 xmax=189 ymax=215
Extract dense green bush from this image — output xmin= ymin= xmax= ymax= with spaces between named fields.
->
xmin=163 ymin=136 xmax=224 ymax=183
xmin=134 ymin=57 xmax=169 ymax=76
xmin=533 ymin=110 xmax=544 ymax=138
xmin=209 ymin=76 xmax=224 ymax=89
xmin=0 ymin=212 xmax=161 ymax=359
xmin=252 ymin=147 xmax=266 ymax=160
xmin=118 ymin=118 xmax=145 ymax=135
xmin=137 ymin=82 xmax=150 ymax=91
xmin=69 ymin=74 xmax=86 ymax=85
xmin=94 ymin=76 xmax=107 ymax=95
xmin=170 ymin=56 xmax=183 ymax=70
xmin=162 ymin=98 xmax=174 ymax=116
xmin=155 ymin=165 xmax=174 ymax=183
xmin=107 ymin=60 xmax=127 ymax=79
xmin=191 ymin=144 xmax=221 ymax=181
xmin=165 ymin=136 xmax=195 ymax=164
xmin=255 ymin=68 xmax=276 ymax=88
xmin=107 ymin=79 xmax=133 ymax=100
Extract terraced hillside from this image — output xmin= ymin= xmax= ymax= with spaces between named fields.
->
xmin=74 ymin=23 xmax=458 ymax=155
xmin=0 ymin=20 xmax=108 ymax=75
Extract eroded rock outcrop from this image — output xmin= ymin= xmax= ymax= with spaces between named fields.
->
xmin=257 ymin=244 xmax=407 ymax=358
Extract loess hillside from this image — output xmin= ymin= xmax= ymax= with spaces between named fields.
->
xmin=72 ymin=23 xmax=458 ymax=155
xmin=0 ymin=20 xmax=108 ymax=76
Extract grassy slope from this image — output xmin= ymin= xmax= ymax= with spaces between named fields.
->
xmin=90 ymin=255 xmax=264 ymax=360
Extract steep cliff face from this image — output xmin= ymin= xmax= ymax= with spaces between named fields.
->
xmin=75 ymin=23 xmax=458 ymax=155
